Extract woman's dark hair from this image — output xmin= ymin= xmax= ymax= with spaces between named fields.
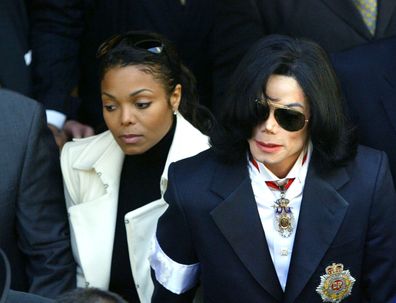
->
xmin=211 ymin=34 xmax=357 ymax=168
xmin=97 ymin=30 xmax=213 ymax=134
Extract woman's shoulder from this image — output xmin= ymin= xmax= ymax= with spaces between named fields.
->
xmin=175 ymin=113 xmax=208 ymax=140
xmin=60 ymin=130 xmax=117 ymax=169
xmin=62 ymin=131 xmax=113 ymax=157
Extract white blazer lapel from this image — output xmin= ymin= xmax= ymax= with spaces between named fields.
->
xmin=66 ymin=131 xmax=124 ymax=288
xmin=160 ymin=113 xmax=210 ymax=194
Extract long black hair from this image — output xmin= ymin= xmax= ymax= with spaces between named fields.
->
xmin=211 ymin=34 xmax=357 ymax=168
xmin=97 ymin=30 xmax=214 ymax=135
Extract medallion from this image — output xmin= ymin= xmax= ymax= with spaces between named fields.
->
xmin=274 ymin=196 xmax=295 ymax=237
xmin=266 ymin=178 xmax=295 ymax=238
xmin=316 ymin=263 xmax=355 ymax=303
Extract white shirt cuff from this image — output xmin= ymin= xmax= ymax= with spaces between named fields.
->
xmin=46 ymin=109 xmax=66 ymax=129
xmin=150 ymin=237 xmax=200 ymax=294
xmin=24 ymin=50 xmax=32 ymax=66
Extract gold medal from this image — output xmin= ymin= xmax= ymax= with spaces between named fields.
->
xmin=316 ymin=263 xmax=355 ymax=303
xmin=266 ymin=179 xmax=296 ymax=238
xmin=274 ymin=196 xmax=295 ymax=237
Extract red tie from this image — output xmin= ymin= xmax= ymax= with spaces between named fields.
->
xmin=265 ymin=178 xmax=295 ymax=192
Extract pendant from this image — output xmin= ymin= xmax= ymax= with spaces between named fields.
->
xmin=274 ymin=197 xmax=295 ymax=237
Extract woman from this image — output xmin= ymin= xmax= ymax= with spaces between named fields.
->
xmin=60 ymin=31 xmax=212 ymax=303
xmin=150 ymin=35 xmax=396 ymax=302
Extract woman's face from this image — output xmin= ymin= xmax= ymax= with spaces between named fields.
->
xmin=101 ymin=65 xmax=181 ymax=155
xmin=248 ymin=74 xmax=310 ymax=178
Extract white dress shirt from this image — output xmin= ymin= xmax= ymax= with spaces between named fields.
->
xmin=248 ymin=143 xmax=312 ymax=291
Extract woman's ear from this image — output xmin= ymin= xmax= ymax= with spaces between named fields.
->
xmin=170 ymin=84 xmax=182 ymax=112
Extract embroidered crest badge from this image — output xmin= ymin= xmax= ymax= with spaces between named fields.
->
xmin=316 ymin=263 xmax=355 ymax=303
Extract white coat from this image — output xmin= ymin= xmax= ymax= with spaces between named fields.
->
xmin=60 ymin=113 xmax=210 ymax=302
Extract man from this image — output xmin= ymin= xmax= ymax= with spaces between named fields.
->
xmin=0 ymin=89 xmax=76 ymax=297
xmin=213 ymin=0 xmax=396 ymax=115
xmin=331 ymin=36 xmax=396 ymax=185
xmin=0 ymin=249 xmax=54 ymax=303
xmin=0 ymin=0 xmax=31 ymax=96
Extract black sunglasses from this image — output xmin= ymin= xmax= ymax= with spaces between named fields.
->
xmin=255 ymin=98 xmax=309 ymax=132
xmin=97 ymin=32 xmax=164 ymax=58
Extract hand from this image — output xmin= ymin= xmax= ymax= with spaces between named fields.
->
xmin=64 ymin=120 xmax=95 ymax=139
xmin=48 ymin=124 xmax=68 ymax=149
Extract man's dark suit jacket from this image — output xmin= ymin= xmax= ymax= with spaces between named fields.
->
xmin=0 ymin=0 xmax=31 ymax=96
xmin=0 ymin=249 xmax=54 ymax=303
xmin=31 ymin=0 xmax=214 ymax=130
xmin=331 ymin=36 xmax=396 ymax=185
xmin=213 ymin=0 xmax=396 ymax=114
xmin=0 ymin=89 xmax=75 ymax=297
xmin=152 ymin=147 xmax=396 ymax=302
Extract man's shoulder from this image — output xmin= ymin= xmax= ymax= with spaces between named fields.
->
xmin=343 ymin=145 xmax=390 ymax=179
xmin=0 ymin=89 xmax=41 ymax=115
xmin=171 ymin=148 xmax=215 ymax=170
xmin=169 ymin=148 xmax=242 ymax=184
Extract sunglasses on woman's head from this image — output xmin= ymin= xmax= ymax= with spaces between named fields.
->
xmin=96 ymin=33 xmax=164 ymax=58
xmin=255 ymin=98 xmax=309 ymax=132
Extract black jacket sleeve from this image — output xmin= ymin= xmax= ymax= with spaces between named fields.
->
xmin=30 ymin=0 xmax=86 ymax=117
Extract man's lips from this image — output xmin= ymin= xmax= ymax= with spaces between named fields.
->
xmin=255 ymin=140 xmax=282 ymax=152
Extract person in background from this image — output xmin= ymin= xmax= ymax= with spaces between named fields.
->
xmin=60 ymin=31 xmax=212 ymax=303
xmin=331 ymin=35 xmax=396 ymax=185
xmin=0 ymin=89 xmax=76 ymax=298
xmin=212 ymin=0 xmax=396 ymax=116
xmin=55 ymin=288 xmax=126 ymax=303
xmin=0 ymin=0 xmax=31 ymax=96
xmin=0 ymin=249 xmax=54 ymax=303
xmin=30 ymin=0 xmax=214 ymax=147
xmin=150 ymin=35 xmax=396 ymax=302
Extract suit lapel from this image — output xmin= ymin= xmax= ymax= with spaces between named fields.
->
xmin=284 ymin=159 xmax=350 ymax=303
xmin=320 ymin=0 xmax=372 ymax=39
xmin=381 ymin=57 xmax=396 ymax=134
xmin=376 ymin=0 xmax=396 ymax=37
xmin=210 ymin=161 xmax=283 ymax=301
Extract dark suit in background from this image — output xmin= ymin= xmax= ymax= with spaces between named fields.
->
xmin=213 ymin=0 xmax=396 ymax=115
xmin=331 ymin=36 xmax=396 ymax=184
xmin=30 ymin=0 xmax=214 ymax=130
xmin=0 ymin=0 xmax=31 ymax=96
xmin=0 ymin=89 xmax=75 ymax=297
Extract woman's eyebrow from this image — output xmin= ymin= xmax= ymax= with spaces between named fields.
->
xmin=101 ymin=91 xmax=115 ymax=99
xmin=129 ymin=88 xmax=153 ymax=97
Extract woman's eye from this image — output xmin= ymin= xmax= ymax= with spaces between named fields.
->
xmin=104 ymin=104 xmax=117 ymax=112
xmin=135 ymin=101 xmax=151 ymax=109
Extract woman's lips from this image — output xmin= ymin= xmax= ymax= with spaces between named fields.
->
xmin=255 ymin=140 xmax=282 ymax=153
xmin=120 ymin=134 xmax=142 ymax=144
